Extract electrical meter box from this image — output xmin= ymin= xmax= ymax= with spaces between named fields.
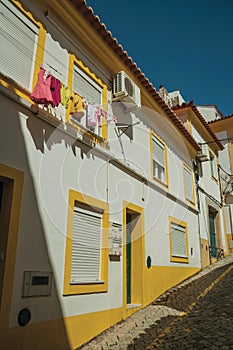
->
xmin=22 ymin=271 xmax=52 ymax=297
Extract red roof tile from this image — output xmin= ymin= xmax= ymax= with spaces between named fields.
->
xmin=208 ymin=114 xmax=233 ymax=124
xmin=173 ymin=102 xmax=224 ymax=150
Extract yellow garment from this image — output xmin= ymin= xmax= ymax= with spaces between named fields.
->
xmin=60 ymin=84 xmax=71 ymax=108
xmin=70 ymin=92 xmax=84 ymax=115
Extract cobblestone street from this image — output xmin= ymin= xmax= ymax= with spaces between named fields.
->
xmin=79 ymin=255 xmax=233 ymax=350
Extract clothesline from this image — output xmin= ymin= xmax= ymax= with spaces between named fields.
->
xmin=30 ymin=66 xmax=118 ymax=126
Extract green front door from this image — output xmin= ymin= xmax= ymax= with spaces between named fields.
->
xmin=209 ymin=209 xmax=217 ymax=257
xmin=126 ymin=213 xmax=131 ymax=304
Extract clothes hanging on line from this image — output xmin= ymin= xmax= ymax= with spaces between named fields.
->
xmin=61 ymin=84 xmax=71 ymax=108
xmin=70 ymin=92 xmax=85 ymax=119
xmin=30 ymin=67 xmax=53 ymax=105
xmin=31 ymin=67 xmax=62 ymax=108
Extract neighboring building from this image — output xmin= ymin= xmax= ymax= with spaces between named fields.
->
xmin=208 ymin=114 xmax=233 ymax=252
xmin=0 ymin=1 xmax=229 ymax=349
xmin=171 ymin=101 xmax=225 ymax=267
xmin=197 ymin=105 xmax=225 ymax=123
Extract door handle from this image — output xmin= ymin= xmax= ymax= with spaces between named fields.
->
xmin=0 ymin=252 xmax=4 ymax=261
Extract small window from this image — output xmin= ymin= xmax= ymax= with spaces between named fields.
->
xmin=169 ymin=217 xmax=188 ymax=263
xmin=184 ymin=164 xmax=195 ymax=203
xmin=151 ymin=134 xmax=167 ymax=185
xmin=0 ymin=0 xmax=39 ymax=90
xmin=210 ymin=152 xmax=218 ymax=180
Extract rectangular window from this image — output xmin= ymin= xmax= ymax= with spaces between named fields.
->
xmin=71 ymin=206 xmax=103 ymax=284
xmin=73 ymin=65 xmax=102 ymax=106
xmin=151 ymin=134 xmax=167 ymax=185
xmin=0 ymin=0 xmax=38 ymax=90
xmin=184 ymin=164 xmax=195 ymax=203
xmin=72 ymin=64 xmax=102 ymax=136
xmin=169 ymin=217 xmax=188 ymax=263
xmin=64 ymin=190 xmax=109 ymax=295
xmin=210 ymin=152 xmax=218 ymax=180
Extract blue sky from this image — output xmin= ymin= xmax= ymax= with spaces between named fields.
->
xmin=86 ymin=0 xmax=233 ymax=116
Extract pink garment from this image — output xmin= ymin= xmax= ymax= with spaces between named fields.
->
xmin=30 ymin=67 xmax=53 ymax=105
xmin=50 ymin=76 xmax=61 ymax=107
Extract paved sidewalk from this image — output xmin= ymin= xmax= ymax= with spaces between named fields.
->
xmin=79 ymin=255 xmax=233 ymax=350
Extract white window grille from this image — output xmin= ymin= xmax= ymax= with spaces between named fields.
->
xmin=152 ymin=135 xmax=166 ymax=183
xmin=184 ymin=166 xmax=194 ymax=202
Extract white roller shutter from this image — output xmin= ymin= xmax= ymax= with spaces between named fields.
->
xmin=73 ymin=64 xmax=102 ymax=105
xmin=0 ymin=0 xmax=38 ymax=90
xmin=171 ymin=223 xmax=187 ymax=258
xmin=71 ymin=206 xmax=103 ymax=284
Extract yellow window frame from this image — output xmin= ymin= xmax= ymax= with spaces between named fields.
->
xmin=64 ymin=189 xmax=109 ymax=295
xmin=0 ymin=0 xmax=46 ymax=101
xmin=67 ymin=54 xmax=108 ymax=142
xmin=169 ymin=216 xmax=189 ymax=263
xmin=150 ymin=130 xmax=169 ymax=188
xmin=183 ymin=162 xmax=196 ymax=205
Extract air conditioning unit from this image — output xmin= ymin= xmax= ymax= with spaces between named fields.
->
xmin=196 ymin=144 xmax=209 ymax=162
xmin=112 ymin=71 xmax=141 ymax=108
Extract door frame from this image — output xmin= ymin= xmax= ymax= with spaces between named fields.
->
xmin=0 ymin=164 xmax=24 ymax=331
xmin=122 ymin=201 xmax=145 ymax=316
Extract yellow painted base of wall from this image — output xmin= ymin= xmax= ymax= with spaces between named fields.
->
xmin=143 ymin=265 xmax=200 ymax=306
xmin=1 ymin=265 xmax=200 ymax=350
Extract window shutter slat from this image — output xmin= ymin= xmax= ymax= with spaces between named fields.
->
xmin=71 ymin=209 xmax=102 ymax=283
xmin=171 ymin=224 xmax=187 ymax=258
xmin=0 ymin=0 xmax=38 ymax=90
xmin=73 ymin=65 xmax=102 ymax=105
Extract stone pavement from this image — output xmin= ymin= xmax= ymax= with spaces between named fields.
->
xmin=79 ymin=255 xmax=233 ymax=350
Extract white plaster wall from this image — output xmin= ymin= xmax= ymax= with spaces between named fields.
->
xmin=0 ymin=92 xmax=201 ymax=325
xmin=197 ymin=106 xmax=219 ymax=122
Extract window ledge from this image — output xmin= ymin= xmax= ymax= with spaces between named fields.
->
xmin=70 ymin=280 xmax=105 ymax=285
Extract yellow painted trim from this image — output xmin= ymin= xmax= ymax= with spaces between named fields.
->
xmin=0 ymin=164 xmax=24 ymax=332
xmin=122 ymin=201 xmax=145 ymax=317
xmin=222 ymin=206 xmax=229 ymax=255
xmin=32 ymin=26 xmax=46 ymax=89
xmin=150 ymin=130 xmax=169 ymax=188
xmin=67 ymin=54 xmax=108 ymax=142
xmin=169 ymin=216 xmax=189 ymax=263
xmin=209 ymin=148 xmax=218 ymax=183
xmin=182 ymin=161 xmax=196 ymax=205
xmin=63 ymin=189 xmax=109 ymax=295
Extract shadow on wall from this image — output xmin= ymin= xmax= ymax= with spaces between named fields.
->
xmin=26 ymin=110 xmax=96 ymax=160
xmin=0 ymin=93 xmax=71 ymax=350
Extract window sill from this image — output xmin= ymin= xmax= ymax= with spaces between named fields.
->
xmin=170 ymin=256 xmax=189 ymax=264
xmin=152 ymin=175 xmax=168 ymax=189
xmin=63 ymin=281 xmax=108 ymax=295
